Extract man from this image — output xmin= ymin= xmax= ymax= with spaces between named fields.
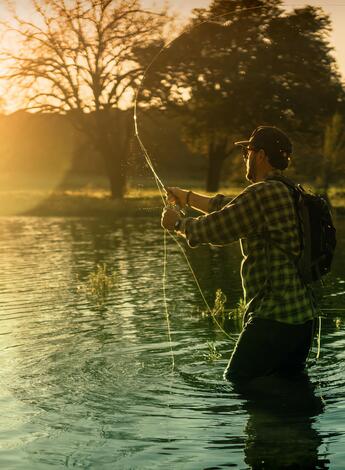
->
xmin=161 ymin=126 xmax=316 ymax=381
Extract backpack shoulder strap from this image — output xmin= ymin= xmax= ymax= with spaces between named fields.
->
xmin=264 ymin=174 xmax=305 ymax=265
xmin=265 ymin=174 xmax=298 ymax=192
xmin=265 ymin=174 xmax=304 ymax=208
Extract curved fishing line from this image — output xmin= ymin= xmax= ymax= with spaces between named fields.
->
xmin=316 ymin=316 xmax=322 ymax=360
xmin=133 ymin=5 xmax=273 ymax=352
xmin=133 ymin=4 xmax=266 ymax=202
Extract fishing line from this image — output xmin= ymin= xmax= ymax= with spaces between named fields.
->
xmin=316 ymin=316 xmax=322 ymax=360
xmin=162 ymin=229 xmax=175 ymax=371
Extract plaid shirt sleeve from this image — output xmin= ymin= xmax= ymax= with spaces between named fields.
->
xmin=208 ymin=194 xmax=233 ymax=212
xmin=184 ymin=184 xmax=264 ymax=248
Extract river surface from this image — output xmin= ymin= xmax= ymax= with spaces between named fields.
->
xmin=1 ymin=216 xmax=345 ymax=469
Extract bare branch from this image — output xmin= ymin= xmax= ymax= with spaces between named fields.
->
xmin=2 ymin=0 xmax=166 ymax=116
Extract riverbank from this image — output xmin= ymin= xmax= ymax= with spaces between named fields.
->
xmin=1 ymin=185 xmax=344 ymax=217
xmin=0 ymin=186 xmax=237 ymax=217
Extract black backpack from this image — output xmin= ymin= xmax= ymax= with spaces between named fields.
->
xmin=267 ymin=176 xmax=336 ymax=284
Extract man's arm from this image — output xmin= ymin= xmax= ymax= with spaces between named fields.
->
xmin=187 ymin=191 xmax=212 ymax=213
xmin=183 ymin=185 xmax=264 ymax=247
xmin=162 ymin=183 xmax=265 ymax=247
xmin=167 ymin=187 xmax=231 ymax=214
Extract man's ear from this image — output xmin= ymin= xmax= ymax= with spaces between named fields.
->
xmin=258 ymin=149 xmax=271 ymax=167
xmin=256 ymin=149 xmax=266 ymax=162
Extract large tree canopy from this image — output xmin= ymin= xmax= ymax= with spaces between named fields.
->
xmin=2 ymin=0 xmax=166 ymax=198
xmin=137 ymin=0 xmax=344 ymax=190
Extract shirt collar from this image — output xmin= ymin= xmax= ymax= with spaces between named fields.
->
xmin=265 ymin=170 xmax=283 ymax=180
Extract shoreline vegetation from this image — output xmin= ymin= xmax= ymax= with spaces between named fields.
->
xmin=1 ymin=181 xmax=345 ymax=217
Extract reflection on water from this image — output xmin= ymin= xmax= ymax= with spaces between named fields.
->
xmin=237 ymin=374 xmax=327 ymax=469
xmin=0 ymin=217 xmax=345 ymax=468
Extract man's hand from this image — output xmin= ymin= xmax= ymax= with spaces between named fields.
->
xmin=161 ymin=207 xmax=181 ymax=231
xmin=166 ymin=187 xmax=189 ymax=208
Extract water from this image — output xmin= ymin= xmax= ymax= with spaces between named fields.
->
xmin=1 ymin=216 xmax=345 ymax=469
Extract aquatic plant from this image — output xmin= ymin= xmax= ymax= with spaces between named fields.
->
xmin=229 ymin=297 xmax=246 ymax=320
xmin=203 ymin=341 xmax=222 ymax=361
xmin=78 ymin=263 xmax=116 ymax=304
xmin=212 ymin=288 xmax=227 ymax=316
xmin=203 ymin=288 xmax=246 ymax=321
xmin=202 ymin=288 xmax=227 ymax=317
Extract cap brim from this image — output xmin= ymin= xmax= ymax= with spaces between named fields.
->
xmin=234 ymin=140 xmax=250 ymax=147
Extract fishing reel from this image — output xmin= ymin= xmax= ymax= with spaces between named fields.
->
xmin=164 ymin=188 xmax=186 ymax=216
xmin=163 ymin=201 xmax=185 ymax=232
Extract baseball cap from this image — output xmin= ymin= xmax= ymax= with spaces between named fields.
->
xmin=234 ymin=126 xmax=292 ymax=157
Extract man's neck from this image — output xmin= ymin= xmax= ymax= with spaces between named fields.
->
xmin=256 ymin=168 xmax=282 ymax=182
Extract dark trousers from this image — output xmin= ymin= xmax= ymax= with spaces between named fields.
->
xmin=224 ymin=316 xmax=314 ymax=382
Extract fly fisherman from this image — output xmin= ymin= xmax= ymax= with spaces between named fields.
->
xmin=161 ymin=126 xmax=316 ymax=381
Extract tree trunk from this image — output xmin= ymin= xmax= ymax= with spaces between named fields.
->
xmin=104 ymin=151 xmax=127 ymax=199
xmin=206 ymin=154 xmax=225 ymax=192
xmin=96 ymin=110 xmax=132 ymax=199
xmin=322 ymin=158 xmax=331 ymax=192
xmin=206 ymin=138 xmax=228 ymax=192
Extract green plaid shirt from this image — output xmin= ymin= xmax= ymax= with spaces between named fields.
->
xmin=184 ymin=175 xmax=316 ymax=324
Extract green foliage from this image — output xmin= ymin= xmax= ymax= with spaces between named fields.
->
xmin=322 ymin=113 xmax=345 ymax=190
xmin=203 ymin=288 xmax=246 ymax=321
xmin=78 ymin=264 xmax=116 ymax=304
xmin=203 ymin=341 xmax=222 ymax=361
xmin=138 ymin=0 xmax=344 ymax=189
xmin=229 ymin=297 xmax=247 ymax=320
xmin=212 ymin=288 xmax=227 ymax=316
xmin=202 ymin=288 xmax=227 ymax=317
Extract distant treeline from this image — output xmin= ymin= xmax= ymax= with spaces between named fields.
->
xmin=1 ymin=108 xmax=344 ymax=192
xmin=0 ymin=109 xmax=206 ymax=189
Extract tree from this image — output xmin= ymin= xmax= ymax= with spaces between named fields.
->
xmin=137 ymin=0 xmax=344 ymax=191
xmin=2 ymin=0 xmax=165 ymax=198
xmin=322 ymin=113 xmax=345 ymax=193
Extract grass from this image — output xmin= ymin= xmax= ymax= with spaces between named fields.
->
xmin=0 ymin=187 xmax=164 ymax=217
xmin=202 ymin=290 xmax=247 ymax=362
xmin=230 ymin=297 xmax=247 ymax=319
xmin=77 ymin=263 xmax=117 ymax=304
xmin=0 ymin=174 xmax=344 ymax=217
xmin=203 ymin=288 xmax=246 ymax=321
xmin=203 ymin=341 xmax=222 ymax=361
xmin=0 ymin=174 xmax=241 ymax=217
